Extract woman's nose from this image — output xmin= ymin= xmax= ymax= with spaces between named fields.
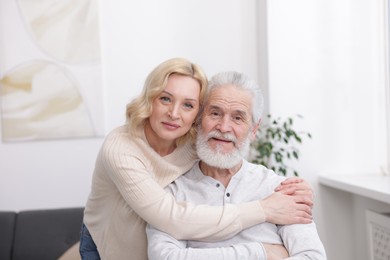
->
xmin=168 ymin=105 xmax=180 ymax=119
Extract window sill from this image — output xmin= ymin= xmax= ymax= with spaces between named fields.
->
xmin=319 ymin=174 xmax=390 ymax=204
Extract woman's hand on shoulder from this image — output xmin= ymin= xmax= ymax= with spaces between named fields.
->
xmin=274 ymin=177 xmax=314 ymax=207
xmin=259 ymin=192 xmax=312 ymax=225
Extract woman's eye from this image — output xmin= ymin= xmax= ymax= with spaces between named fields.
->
xmin=160 ymin=96 xmax=171 ymax=103
xmin=184 ymin=103 xmax=194 ymax=109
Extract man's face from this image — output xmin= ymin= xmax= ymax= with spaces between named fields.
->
xmin=196 ymin=84 xmax=255 ymax=168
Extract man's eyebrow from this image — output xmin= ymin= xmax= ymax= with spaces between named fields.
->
xmin=229 ymin=110 xmax=248 ymax=121
xmin=208 ymin=105 xmax=221 ymax=110
xmin=234 ymin=110 xmax=247 ymax=116
xmin=207 ymin=105 xmax=248 ymax=117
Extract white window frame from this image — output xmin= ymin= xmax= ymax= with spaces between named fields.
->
xmin=380 ymin=0 xmax=390 ymax=175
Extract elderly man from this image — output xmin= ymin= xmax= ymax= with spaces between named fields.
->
xmin=146 ymin=71 xmax=326 ymax=259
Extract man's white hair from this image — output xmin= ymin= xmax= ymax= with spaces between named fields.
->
xmin=203 ymin=71 xmax=264 ymax=124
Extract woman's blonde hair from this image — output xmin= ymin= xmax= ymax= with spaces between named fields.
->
xmin=126 ymin=57 xmax=208 ymax=145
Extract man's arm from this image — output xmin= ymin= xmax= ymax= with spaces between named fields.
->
xmin=278 ymin=222 xmax=327 ymax=259
xmin=146 ymin=224 xmax=269 ymax=260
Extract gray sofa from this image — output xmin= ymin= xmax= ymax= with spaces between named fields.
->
xmin=0 ymin=207 xmax=84 ymax=260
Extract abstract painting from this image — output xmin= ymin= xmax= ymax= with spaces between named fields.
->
xmin=0 ymin=0 xmax=104 ymax=141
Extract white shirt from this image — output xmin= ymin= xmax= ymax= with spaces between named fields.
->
xmin=147 ymin=160 xmax=327 ymax=260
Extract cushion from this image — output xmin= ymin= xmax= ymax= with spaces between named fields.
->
xmin=0 ymin=211 xmax=16 ymax=260
xmin=58 ymin=242 xmax=81 ymax=260
xmin=12 ymin=207 xmax=84 ymax=260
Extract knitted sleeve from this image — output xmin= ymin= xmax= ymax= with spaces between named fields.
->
xmin=101 ymin=132 xmax=266 ymax=241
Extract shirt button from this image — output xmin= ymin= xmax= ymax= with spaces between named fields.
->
xmin=216 ymin=183 xmax=220 ymax=187
xmin=226 ymin=193 xmax=230 ymax=197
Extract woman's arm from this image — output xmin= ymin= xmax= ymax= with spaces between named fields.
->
xmin=260 ymin=192 xmax=312 ymax=225
xmin=102 ymin=137 xmax=313 ymax=241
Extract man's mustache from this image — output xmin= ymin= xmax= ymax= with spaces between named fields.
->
xmin=207 ymin=131 xmax=237 ymax=145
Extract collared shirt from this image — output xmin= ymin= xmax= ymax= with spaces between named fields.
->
xmin=147 ymin=160 xmax=327 ymax=260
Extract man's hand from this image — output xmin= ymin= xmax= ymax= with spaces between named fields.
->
xmin=259 ymin=192 xmax=312 ymax=225
xmin=263 ymin=243 xmax=289 ymax=260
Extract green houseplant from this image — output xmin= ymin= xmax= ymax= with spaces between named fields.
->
xmin=250 ymin=114 xmax=312 ymax=176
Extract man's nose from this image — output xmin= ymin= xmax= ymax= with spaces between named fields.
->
xmin=216 ymin=117 xmax=232 ymax=132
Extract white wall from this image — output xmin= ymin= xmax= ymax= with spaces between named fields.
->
xmin=0 ymin=0 xmax=261 ymax=211
xmin=266 ymin=0 xmax=390 ymax=259
xmin=99 ymin=0 xmax=262 ymax=131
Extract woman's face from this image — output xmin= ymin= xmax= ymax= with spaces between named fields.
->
xmin=146 ymin=74 xmax=201 ymax=147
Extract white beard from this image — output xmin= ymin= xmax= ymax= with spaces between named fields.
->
xmin=196 ymin=128 xmax=251 ymax=169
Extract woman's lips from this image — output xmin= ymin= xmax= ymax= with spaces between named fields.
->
xmin=162 ymin=122 xmax=180 ymax=130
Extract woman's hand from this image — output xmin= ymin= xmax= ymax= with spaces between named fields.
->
xmin=260 ymin=177 xmax=314 ymax=225
xmin=274 ymin=177 xmax=314 ymax=207
xmin=259 ymin=192 xmax=312 ymax=225
xmin=262 ymin=243 xmax=289 ymax=260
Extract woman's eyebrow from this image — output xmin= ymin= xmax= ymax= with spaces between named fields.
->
xmin=161 ymin=90 xmax=198 ymax=102
xmin=160 ymin=90 xmax=172 ymax=96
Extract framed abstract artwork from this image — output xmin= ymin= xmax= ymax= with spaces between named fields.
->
xmin=0 ymin=0 xmax=105 ymax=142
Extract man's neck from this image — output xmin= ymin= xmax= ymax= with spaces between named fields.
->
xmin=199 ymin=160 xmax=243 ymax=187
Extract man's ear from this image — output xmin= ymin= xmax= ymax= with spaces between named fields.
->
xmin=250 ymin=119 xmax=261 ymax=140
